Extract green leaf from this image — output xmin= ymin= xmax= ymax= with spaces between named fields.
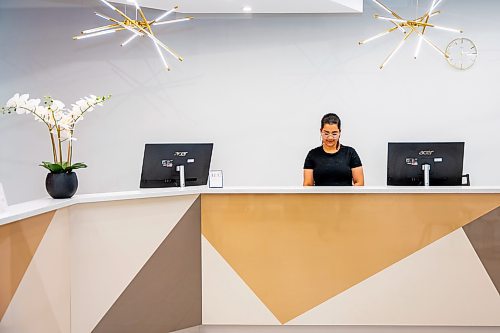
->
xmin=40 ymin=161 xmax=65 ymax=173
xmin=39 ymin=161 xmax=87 ymax=173
xmin=70 ymin=162 xmax=87 ymax=170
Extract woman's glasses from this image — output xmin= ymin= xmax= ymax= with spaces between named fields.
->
xmin=321 ymin=131 xmax=339 ymax=139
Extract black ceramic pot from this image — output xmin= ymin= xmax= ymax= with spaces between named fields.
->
xmin=45 ymin=172 xmax=78 ymax=199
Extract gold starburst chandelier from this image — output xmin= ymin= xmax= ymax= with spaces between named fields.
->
xmin=73 ymin=0 xmax=192 ymax=71
xmin=360 ymin=0 xmax=463 ymax=69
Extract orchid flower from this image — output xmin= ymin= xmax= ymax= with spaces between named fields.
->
xmin=1 ymin=93 xmax=111 ymax=172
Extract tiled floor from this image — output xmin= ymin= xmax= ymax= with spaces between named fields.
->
xmin=174 ymin=326 xmax=500 ymax=333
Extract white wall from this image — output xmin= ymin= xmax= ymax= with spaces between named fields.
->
xmin=1 ymin=0 xmax=499 ymax=204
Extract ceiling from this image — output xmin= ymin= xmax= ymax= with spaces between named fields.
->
xmin=109 ymin=0 xmax=364 ymax=14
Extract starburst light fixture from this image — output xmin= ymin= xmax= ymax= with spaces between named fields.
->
xmin=359 ymin=0 xmax=463 ymax=69
xmin=73 ymin=0 xmax=193 ymax=71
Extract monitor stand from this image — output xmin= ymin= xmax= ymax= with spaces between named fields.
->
xmin=176 ymin=165 xmax=185 ymax=188
xmin=422 ymin=164 xmax=431 ymax=187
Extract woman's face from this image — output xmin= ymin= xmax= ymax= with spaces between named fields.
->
xmin=320 ymin=123 xmax=340 ymax=148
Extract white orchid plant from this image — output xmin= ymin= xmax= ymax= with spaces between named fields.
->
xmin=1 ymin=93 xmax=111 ymax=173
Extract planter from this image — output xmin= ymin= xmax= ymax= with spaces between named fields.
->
xmin=45 ymin=172 xmax=78 ymax=199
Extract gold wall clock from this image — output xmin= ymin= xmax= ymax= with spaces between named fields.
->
xmin=445 ymin=38 xmax=478 ymax=70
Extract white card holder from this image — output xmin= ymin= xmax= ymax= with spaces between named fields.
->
xmin=0 ymin=183 xmax=7 ymax=213
xmin=209 ymin=170 xmax=223 ymax=188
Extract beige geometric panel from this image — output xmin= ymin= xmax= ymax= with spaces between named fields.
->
xmin=70 ymin=195 xmax=198 ymax=333
xmin=93 ymin=197 xmax=202 ymax=333
xmin=201 ymin=194 xmax=500 ymax=324
xmin=0 ymin=210 xmax=55 ymax=321
xmin=202 ymin=235 xmax=280 ymax=325
xmin=288 ymin=228 xmax=500 ymax=326
xmin=0 ymin=209 xmax=70 ymax=332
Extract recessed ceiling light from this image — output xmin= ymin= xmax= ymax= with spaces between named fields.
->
xmin=242 ymin=6 xmax=252 ymax=12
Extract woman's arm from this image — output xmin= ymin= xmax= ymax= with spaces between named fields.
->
xmin=352 ymin=166 xmax=364 ymax=186
xmin=303 ymin=169 xmax=314 ymax=186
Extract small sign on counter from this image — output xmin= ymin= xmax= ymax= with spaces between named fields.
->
xmin=209 ymin=170 xmax=223 ymax=188
xmin=0 ymin=183 xmax=7 ymax=213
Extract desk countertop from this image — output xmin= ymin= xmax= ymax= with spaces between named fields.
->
xmin=2 ymin=185 xmax=500 ymax=226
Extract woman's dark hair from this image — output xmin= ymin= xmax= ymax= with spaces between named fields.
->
xmin=321 ymin=113 xmax=341 ymax=130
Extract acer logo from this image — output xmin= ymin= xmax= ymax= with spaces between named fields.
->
xmin=174 ymin=152 xmax=188 ymax=157
xmin=419 ymin=150 xmax=434 ymax=156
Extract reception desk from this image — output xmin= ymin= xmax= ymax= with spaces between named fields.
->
xmin=1 ymin=186 xmax=500 ymax=333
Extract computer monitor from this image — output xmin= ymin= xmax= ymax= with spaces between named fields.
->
xmin=387 ymin=142 xmax=465 ymax=186
xmin=140 ymin=143 xmax=213 ymax=188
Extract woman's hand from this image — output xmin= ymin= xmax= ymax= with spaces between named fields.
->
xmin=303 ymin=169 xmax=314 ymax=186
xmin=352 ymin=166 xmax=364 ymax=186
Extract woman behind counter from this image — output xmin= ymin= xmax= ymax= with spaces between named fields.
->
xmin=303 ymin=113 xmax=364 ymax=186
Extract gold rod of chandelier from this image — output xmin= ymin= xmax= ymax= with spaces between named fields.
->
xmin=420 ymin=10 xmax=432 ymax=39
xmin=416 ymin=10 xmax=440 ymax=21
xmin=138 ymin=12 xmax=152 ymax=32
xmin=374 ymin=15 xmax=462 ymax=33
xmin=389 ymin=20 xmax=407 ymax=34
xmin=133 ymin=2 xmax=153 ymax=33
xmin=95 ymin=12 xmax=143 ymax=37
xmin=406 ymin=20 xmax=462 ymax=32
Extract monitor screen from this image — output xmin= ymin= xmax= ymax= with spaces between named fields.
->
xmin=140 ymin=143 xmax=213 ymax=188
xmin=387 ymin=142 xmax=465 ymax=186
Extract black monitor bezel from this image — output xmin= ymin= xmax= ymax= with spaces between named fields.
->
xmin=387 ymin=142 xmax=465 ymax=186
xmin=140 ymin=143 xmax=213 ymax=188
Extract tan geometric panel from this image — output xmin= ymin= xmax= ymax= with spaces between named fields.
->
xmin=202 ymin=235 xmax=280 ymax=325
xmin=288 ymin=228 xmax=500 ymax=326
xmin=201 ymin=194 xmax=500 ymax=324
xmin=0 ymin=211 xmax=55 ymax=321
xmin=0 ymin=209 xmax=70 ymax=332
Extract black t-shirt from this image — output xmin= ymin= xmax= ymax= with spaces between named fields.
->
xmin=304 ymin=145 xmax=362 ymax=186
